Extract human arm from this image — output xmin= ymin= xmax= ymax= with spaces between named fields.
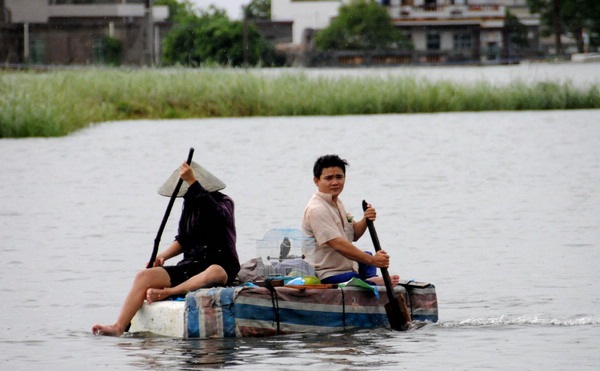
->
xmin=327 ymin=237 xmax=389 ymax=268
xmin=353 ymin=203 xmax=376 ymax=241
xmin=150 ymin=239 xmax=183 ymax=267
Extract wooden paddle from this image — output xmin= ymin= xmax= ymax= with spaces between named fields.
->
xmin=147 ymin=148 xmax=195 ymax=268
xmin=362 ymin=200 xmax=412 ymax=331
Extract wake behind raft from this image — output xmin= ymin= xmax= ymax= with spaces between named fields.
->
xmin=129 ymin=229 xmax=438 ymax=338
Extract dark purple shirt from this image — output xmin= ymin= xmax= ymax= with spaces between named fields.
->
xmin=175 ymin=181 xmax=240 ymax=282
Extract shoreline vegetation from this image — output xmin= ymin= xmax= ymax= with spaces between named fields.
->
xmin=1 ymin=68 xmax=599 ymax=138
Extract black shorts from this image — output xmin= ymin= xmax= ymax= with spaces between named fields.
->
xmin=162 ymin=261 xmax=212 ymax=287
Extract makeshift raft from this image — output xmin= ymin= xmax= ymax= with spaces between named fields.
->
xmin=129 ymin=280 xmax=438 ymax=338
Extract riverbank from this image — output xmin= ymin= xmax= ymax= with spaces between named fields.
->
xmin=1 ymin=66 xmax=599 ymax=138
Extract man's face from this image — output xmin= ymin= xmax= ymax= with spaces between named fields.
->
xmin=315 ymin=166 xmax=345 ymax=198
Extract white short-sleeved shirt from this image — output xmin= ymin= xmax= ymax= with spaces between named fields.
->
xmin=302 ymin=191 xmax=358 ymax=279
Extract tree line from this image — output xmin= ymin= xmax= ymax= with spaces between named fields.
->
xmin=527 ymin=0 xmax=599 ymax=54
xmin=152 ymin=0 xmax=597 ymax=67
xmin=155 ymin=0 xmax=414 ymax=67
xmin=156 ymin=0 xmax=277 ymax=67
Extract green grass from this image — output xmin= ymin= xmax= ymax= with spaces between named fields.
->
xmin=1 ymin=68 xmax=599 ymax=138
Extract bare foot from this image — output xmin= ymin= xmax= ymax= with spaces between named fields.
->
xmin=92 ymin=323 xmax=125 ymax=336
xmin=366 ymin=275 xmax=400 ymax=287
xmin=146 ymin=288 xmax=170 ymax=304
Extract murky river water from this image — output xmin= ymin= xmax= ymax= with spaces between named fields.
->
xmin=1 ymin=64 xmax=599 ymax=370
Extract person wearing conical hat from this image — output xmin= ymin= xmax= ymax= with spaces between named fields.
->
xmin=93 ymin=159 xmax=239 ymax=337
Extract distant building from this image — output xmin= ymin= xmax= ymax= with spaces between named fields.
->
xmin=0 ymin=0 xmax=169 ymax=66
xmin=272 ymin=0 xmax=541 ymax=66
xmin=1 ymin=0 xmax=546 ymax=67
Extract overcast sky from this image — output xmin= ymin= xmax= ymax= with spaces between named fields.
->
xmin=187 ymin=0 xmax=252 ymax=20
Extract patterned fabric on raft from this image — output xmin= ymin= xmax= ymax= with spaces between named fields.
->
xmin=184 ymin=283 xmax=437 ymax=339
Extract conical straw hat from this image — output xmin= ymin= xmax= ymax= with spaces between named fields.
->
xmin=157 ymin=161 xmax=226 ymax=197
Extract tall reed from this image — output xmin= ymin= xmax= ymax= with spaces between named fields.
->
xmin=1 ymin=68 xmax=598 ymax=138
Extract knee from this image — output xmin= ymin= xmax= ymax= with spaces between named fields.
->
xmin=207 ymin=264 xmax=228 ymax=285
xmin=134 ymin=269 xmax=153 ymax=283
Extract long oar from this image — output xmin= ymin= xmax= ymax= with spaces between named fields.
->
xmin=362 ymin=200 xmax=411 ymax=331
xmin=147 ymin=148 xmax=195 ymax=268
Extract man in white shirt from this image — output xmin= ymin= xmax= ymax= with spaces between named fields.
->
xmin=302 ymin=154 xmax=399 ymax=286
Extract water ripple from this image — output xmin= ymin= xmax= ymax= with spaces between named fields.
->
xmin=438 ymin=314 xmax=600 ymax=327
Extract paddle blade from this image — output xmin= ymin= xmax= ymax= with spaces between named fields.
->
xmin=384 ymin=294 xmax=412 ymax=331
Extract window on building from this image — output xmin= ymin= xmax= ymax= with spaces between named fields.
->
xmin=454 ymin=32 xmax=472 ymax=50
xmin=30 ymin=39 xmax=46 ymax=64
xmin=424 ymin=0 xmax=437 ymax=9
xmin=427 ymin=33 xmax=440 ymax=50
xmin=485 ymin=42 xmax=500 ymax=60
xmin=93 ymin=38 xmax=106 ymax=64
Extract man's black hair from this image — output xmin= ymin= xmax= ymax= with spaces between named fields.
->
xmin=313 ymin=154 xmax=349 ymax=179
